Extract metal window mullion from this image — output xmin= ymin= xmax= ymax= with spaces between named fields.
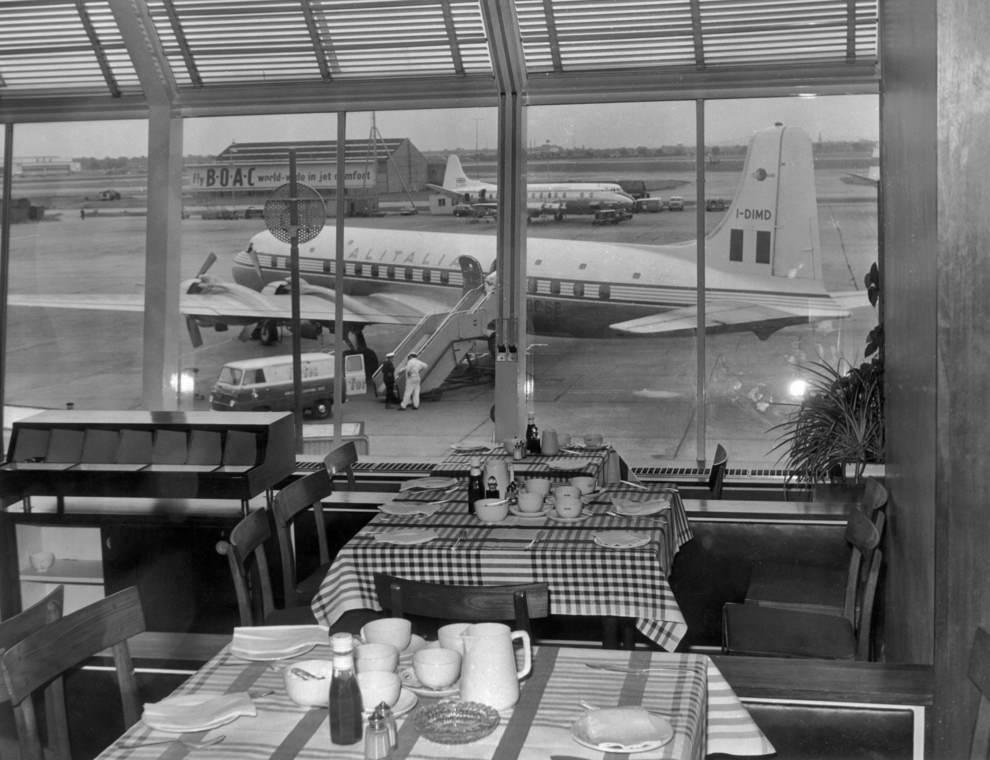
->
xmin=74 ymin=0 xmax=121 ymax=97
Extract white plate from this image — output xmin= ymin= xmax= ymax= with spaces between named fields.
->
xmin=450 ymin=443 xmax=489 ymax=453
xmin=593 ymin=531 xmax=651 ymax=549
xmin=398 ymin=666 xmax=460 ymax=698
xmin=373 ymin=530 xmax=439 ymax=546
xmin=141 ymin=694 xmax=256 ymax=733
xmin=545 ymin=507 xmax=591 ymax=522
xmin=400 ymin=477 xmax=459 ymax=492
xmin=571 ymin=710 xmax=674 ymax=754
xmin=364 ymin=687 xmax=419 ymax=717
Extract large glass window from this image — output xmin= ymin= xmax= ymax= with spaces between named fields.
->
xmin=5 ymin=120 xmax=147 ymax=416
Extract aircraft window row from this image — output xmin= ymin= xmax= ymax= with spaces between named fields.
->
xmin=530 ymin=278 xmax=600 ymax=300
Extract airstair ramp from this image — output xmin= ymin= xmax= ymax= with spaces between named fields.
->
xmin=372 ymin=284 xmax=496 ymax=396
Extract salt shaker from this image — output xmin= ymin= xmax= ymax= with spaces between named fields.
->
xmin=364 ymin=706 xmax=393 ymax=759
xmin=376 ymin=701 xmax=397 ymax=748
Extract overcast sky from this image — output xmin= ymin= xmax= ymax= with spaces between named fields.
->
xmin=7 ymin=96 xmax=878 ymax=158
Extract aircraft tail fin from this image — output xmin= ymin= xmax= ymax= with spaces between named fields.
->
xmin=443 ymin=154 xmax=472 ymax=191
xmin=707 ymin=124 xmax=823 ymax=282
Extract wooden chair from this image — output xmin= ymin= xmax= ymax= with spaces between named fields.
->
xmin=0 ymin=587 xmax=144 ymax=760
xmin=745 ymin=506 xmax=884 ymax=617
xmin=324 ymin=441 xmax=358 ymax=490
xmin=969 ymin=627 xmax=990 ymax=760
xmin=722 ymin=545 xmax=883 ymax=661
xmin=271 ymin=467 xmax=334 ymax=607
xmin=0 ymin=586 xmax=65 ymax=760
xmin=216 ymin=508 xmax=317 ymax=627
xmin=373 ymin=572 xmax=550 ymax=638
xmin=708 ymin=443 xmax=728 ymax=499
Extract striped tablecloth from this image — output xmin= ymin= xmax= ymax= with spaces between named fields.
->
xmin=312 ymin=484 xmax=694 ymax=650
xmin=96 ymin=644 xmax=774 ymax=759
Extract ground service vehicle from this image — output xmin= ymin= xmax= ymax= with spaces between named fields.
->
xmin=706 ymin=198 xmax=728 ymax=211
xmin=667 ymin=196 xmax=685 ymax=211
xmin=209 ymin=352 xmax=365 ymax=418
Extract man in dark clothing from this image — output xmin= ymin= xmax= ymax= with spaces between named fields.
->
xmin=382 ymin=352 xmax=399 ymax=408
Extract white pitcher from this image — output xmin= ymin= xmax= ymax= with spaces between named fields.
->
xmin=459 ymin=622 xmax=531 ymax=711
xmin=483 ymin=458 xmax=511 ymax=498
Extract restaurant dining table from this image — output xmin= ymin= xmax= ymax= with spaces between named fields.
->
xmin=94 ymin=636 xmax=775 ymax=759
xmin=311 ymin=471 xmax=695 ymax=651
xmin=430 ymin=443 xmax=628 ymax=484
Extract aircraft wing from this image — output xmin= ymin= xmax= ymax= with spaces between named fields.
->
xmin=610 ymin=297 xmax=851 ymax=336
xmin=8 ymin=290 xmax=434 ymax=326
xmin=426 ymin=183 xmax=465 ymax=201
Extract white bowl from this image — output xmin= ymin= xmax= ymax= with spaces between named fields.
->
xmin=355 ymin=642 xmax=399 ymax=673
xmin=356 ymin=670 xmax=401 ymax=709
xmin=283 ymin=659 xmax=333 ymax=707
xmin=361 ymin=618 xmax=412 ymax=652
xmin=475 ymin=498 xmax=509 ymax=522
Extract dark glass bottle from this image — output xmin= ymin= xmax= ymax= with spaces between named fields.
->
xmin=329 ymin=632 xmax=363 ymax=745
xmin=467 ymin=457 xmax=484 ymax=515
xmin=525 ymin=413 xmax=541 ymax=454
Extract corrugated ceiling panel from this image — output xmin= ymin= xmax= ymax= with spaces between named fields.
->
xmin=0 ymin=0 xmax=142 ymax=96
xmin=143 ymin=0 xmax=491 ymax=84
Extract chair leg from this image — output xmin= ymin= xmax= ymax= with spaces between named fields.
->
xmin=602 ymin=616 xmax=619 ymax=649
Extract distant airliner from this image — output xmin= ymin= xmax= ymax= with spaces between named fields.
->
xmin=9 ymin=124 xmax=855 ymax=347
xmin=428 ymin=154 xmax=636 ymax=216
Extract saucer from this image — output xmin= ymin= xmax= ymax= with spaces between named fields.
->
xmin=398 ymin=634 xmax=427 ymax=665
xmin=571 ymin=709 xmax=673 ymax=754
xmin=593 ymin=531 xmax=651 ymax=549
xmin=545 ymin=507 xmax=591 ymax=522
xmin=398 ymin=665 xmax=460 ymax=698
xmin=509 ymin=504 xmax=547 ymax=520
xmin=363 ymin=687 xmax=419 ymax=717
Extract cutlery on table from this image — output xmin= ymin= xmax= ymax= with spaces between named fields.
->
xmin=116 ymin=735 xmax=226 ymax=750
xmin=525 ymin=529 xmax=546 ymax=550
xmin=450 ymin=529 xmax=466 ymax=551
xmin=290 ymin=666 xmax=325 ymax=681
xmin=620 ymin=480 xmax=649 ymax=490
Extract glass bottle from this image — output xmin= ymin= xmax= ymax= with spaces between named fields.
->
xmin=525 ymin=413 xmax=541 ymax=454
xmin=467 ymin=457 xmax=484 ymax=515
xmin=328 ymin=632 xmax=363 ymax=745
xmin=364 ymin=706 xmax=393 ymax=759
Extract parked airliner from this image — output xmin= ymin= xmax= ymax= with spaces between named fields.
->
xmin=8 ymin=124 xmax=854 ymax=347
xmin=428 ymin=154 xmax=636 ymax=216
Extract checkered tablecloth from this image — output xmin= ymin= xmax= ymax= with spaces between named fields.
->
xmin=311 ymin=484 xmax=694 ymax=650
xmin=96 ymin=644 xmax=773 ymax=760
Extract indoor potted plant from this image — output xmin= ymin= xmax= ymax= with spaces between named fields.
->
xmin=770 ymin=263 xmax=884 ymax=483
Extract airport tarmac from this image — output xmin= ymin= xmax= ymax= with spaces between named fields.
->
xmin=4 ymin=170 xmax=878 ymax=469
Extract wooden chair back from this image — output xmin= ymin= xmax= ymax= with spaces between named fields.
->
xmin=271 ymin=468 xmax=333 ymax=606
xmin=0 ymin=587 xmax=145 ymax=760
xmin=324 ymin=441 xmax=358 ymax=489
xmin=862 ymin=477 xmax=889 ymax=516
xmin=853 ymin=545 xmax=882 ymax=660
xmin=708 ymin=443 xmax=728 ymax=498
xmin=216 ymin=508 xmax=277 ymax=626
xmin=969 ymin=627 xmax=990 ymax=760
xmin=842 ymin=507 xmax=883 ymax=621
xmin=0 ymin=585 xmax=64 ymax=703
xmin=373 ymin=573 xmax=550 ymax=637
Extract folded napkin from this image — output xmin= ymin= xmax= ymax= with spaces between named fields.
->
xmin=575 ymin=707 xmax=671 ymax=747
xmin=142 ymin=693 xmax=256 ymax=732
xmin=379 ymin=500 xmax=447 ymax=517
xmin=374 ymin=529 xmax=439 ymax=545
xmin=399 ymin=476 xmax=458 ymax=492
xmin=609 ymin=492 xmax=671 ymax=516
xmin=230 ymin=624 xmax=328 ymax=659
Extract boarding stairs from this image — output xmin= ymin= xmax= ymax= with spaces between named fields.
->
xmin=372 ymin=257 xmax=497 ymax=398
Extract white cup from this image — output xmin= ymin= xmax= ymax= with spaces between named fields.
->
xmin=361 ymin=618 xmax=412 ymax=652
xmin=413 ymin=647 xmax=462 ymax=689
xmin=356 ymin=670 xmax=401 ymax=708
xmin=355 ymin=642 xmax=399 ymax=673
xmin=526 ymin=478 xmax=551 ymax=497
xmin=438 ymin=622 xmax=471 ymax=654
xmin=584 ymin=433 xmax=604 ymax=447
xmin=569 ymin=476 xmax=597 ymax=495
xmin=517 ymin=491 xmax=545 ymax=513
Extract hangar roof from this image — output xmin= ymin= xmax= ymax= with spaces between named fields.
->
xmin=0 ymin=0 xmax=879 ymax=122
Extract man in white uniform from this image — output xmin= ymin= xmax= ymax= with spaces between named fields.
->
xmin=400 ymin=352 xmax=428 ymax=410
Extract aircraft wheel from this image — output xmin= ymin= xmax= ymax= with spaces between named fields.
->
xmin=259 ymin=320 xmax=279 ymax=345
xmin=312 ymin=399 xmax=332 ymax=419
